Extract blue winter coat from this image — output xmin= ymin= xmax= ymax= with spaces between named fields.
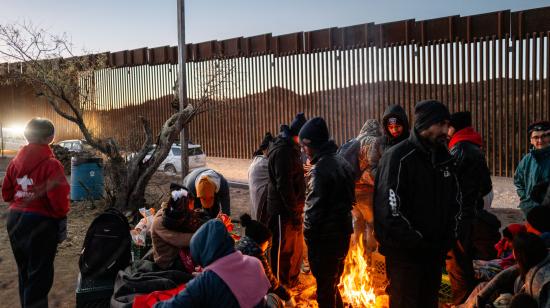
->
xmin=155 ymin=220 xmax=263 ymax=308
xmin=514 ymin=146 xmax=550 ymax=215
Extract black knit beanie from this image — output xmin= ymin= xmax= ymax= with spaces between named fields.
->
xmin=414 ymin=100 xmax=451 ymax=132
xmin=289 ymin=112 xmax=307 ymax=136
xmin=450 ymin=111 xmax=472 ymax=132
xmin=527 ymin=206 xmax=550 ymax=233
xmin=240 ymin=214 xmax=272 ymax=244
xmin=528 ymin=121 xmax=550 ymax=136
xmin=299 ymin=117 xmax=329 ymax=148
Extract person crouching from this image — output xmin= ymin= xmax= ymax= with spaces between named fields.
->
xmin=155 ymin=219 xmax=272 ymax=308
xmin=151 ymin=183 xmax=208 ymax=271
xmin=236 ymin=213 xmax=292 ymax=303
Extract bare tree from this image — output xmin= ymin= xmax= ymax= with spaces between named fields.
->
xmin=0 ymin=22 xmax=234 ymax=211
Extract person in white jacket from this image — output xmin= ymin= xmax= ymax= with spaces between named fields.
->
xmin=248 ymin=132 xmax=274 ymax=223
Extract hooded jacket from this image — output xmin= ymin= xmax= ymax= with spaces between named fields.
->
xmin=2 ymin=144 xmax=70 ymax=218
xmin=382 ymin=105 xmax=410 ymax=150
xmin=514 ymin=146 xmax=550 ymax=215
xmin=374 ymin=129 xmax=462 ymax=263
xmin=183 ymin=167 xmax=230 ymax=216
xmin=266 ymin=135 xmax=306 ymax=223
xmin=355 ymin=119 xmax=384 ymax=188
xmin=449 ymin=127 xmax=492 ymax=220
xmin=155 ymin=219 xmax=270 ymax=308
xmin=304 ymin=140 xmax=355 ymax=240
xmin=151 ymin=208 xmax=194 ymax=270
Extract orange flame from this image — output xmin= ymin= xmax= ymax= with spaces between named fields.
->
xmin=338 ymin=234 xmax=388 ymax=308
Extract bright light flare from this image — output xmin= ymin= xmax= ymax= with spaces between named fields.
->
xmin=3 ymin=124 xmax=26 ymax=135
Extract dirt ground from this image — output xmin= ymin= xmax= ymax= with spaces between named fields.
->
xmin=0 ymin=157 xmax=524 ymax=307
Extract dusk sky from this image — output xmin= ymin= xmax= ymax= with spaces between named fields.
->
xmin=2 ymin=0 xmax=550 ymax=54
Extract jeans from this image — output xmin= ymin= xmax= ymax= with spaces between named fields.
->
xmin=7 ymin=211 xmax=59 ymax=308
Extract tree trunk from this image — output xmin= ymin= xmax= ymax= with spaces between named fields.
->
xmin=181 ymin=124 xmax=190 ymax=177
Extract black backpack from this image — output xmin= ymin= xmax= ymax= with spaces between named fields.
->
xmin=79 ymin=208 xmax=132 ymax=279
xmin=337 ymin=138 xmax=362 ymax=181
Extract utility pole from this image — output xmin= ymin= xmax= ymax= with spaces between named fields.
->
xmin=177 ymin=0 xmax=189 ymax=180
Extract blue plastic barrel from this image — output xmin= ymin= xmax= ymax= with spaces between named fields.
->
xmin=70 ymin=157 xmax=104 ymax=201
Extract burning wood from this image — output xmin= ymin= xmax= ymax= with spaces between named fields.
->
xmin=338 ymin=235 xmax=389 ymax=308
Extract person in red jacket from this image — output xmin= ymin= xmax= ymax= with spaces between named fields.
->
xmin=2 ymin=118 xmax=70 ymax=308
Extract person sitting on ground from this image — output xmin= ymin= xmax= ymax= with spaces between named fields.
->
xmin=249 ymin=132 xmax=274 ymax=223
xmin=512 ymin=232 xmax=550 ymax=307
xmin=525 ymin=205 xmax=550 ymax=246
xmin=151 ymin=184 xmax=208 ymax=271
xmin=2 ymin=118 xmax=70 ymax=308
xmin=183 ymin=167 xmax=231 ymax=217
xmin=509 ymin=293 xmax=538 ymax=308
xmin=155 ymin=219 xmax=272 ymax=308
xmin=236 ymin=214 xmax=292 ymax=303
xmin=460 ymin=232 xmax=550 ymax=308
xmin=473 ymin=223 xmax=526 ymax=281
xmin=514 ymin=121 xmax=550 ymax=217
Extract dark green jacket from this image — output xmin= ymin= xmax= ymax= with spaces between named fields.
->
xmin=514 ymin=146 xmax=550 ymax=215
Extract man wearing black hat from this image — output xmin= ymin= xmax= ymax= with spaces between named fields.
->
xmin=446 ymin=111 xmax=496 ymax=305
xmin=299 ymin=117 xmax=355 ymax=308
xmin=267 ymin=112 xmax=307 ymax=287
xmin=514 ymin=121 xmax=550 ymax=217
xmin=374 ymin=100 xmax=461 ymax=308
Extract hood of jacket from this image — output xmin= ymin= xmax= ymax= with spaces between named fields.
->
xmin=449 ymin=127 xmax=483 ymax=149
xmin=382 ymin=104 xmax=410 ymax=146
xmin=356 ymin=119 xmax=382 ymax=148
xmin=11 ymin=144 xmax=54 ymax=176
xmin=190 ymin=219 xmax=235 ymax=267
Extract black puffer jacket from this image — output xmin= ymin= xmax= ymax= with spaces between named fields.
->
xmin=266 ymin=136 xmax=306 ymax=223
xmin=304 ymin=141 xmax=355 ymax=240
xmin=374 ymin=129 xmax=462 ymax=263
xmin=382 ymin=104 xmax=410 ymax=150
xmin=449 ymin=128 xmax=492 ymax=220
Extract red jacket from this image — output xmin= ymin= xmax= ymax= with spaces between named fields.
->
xmin=2 ymin=144 xmax=70 ymax=218
xmin=448 ymin=126 xmax=483 ymax=149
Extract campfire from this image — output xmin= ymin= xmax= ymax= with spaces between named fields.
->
xmin=338 ymin=235 xmax=389 ymax=308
